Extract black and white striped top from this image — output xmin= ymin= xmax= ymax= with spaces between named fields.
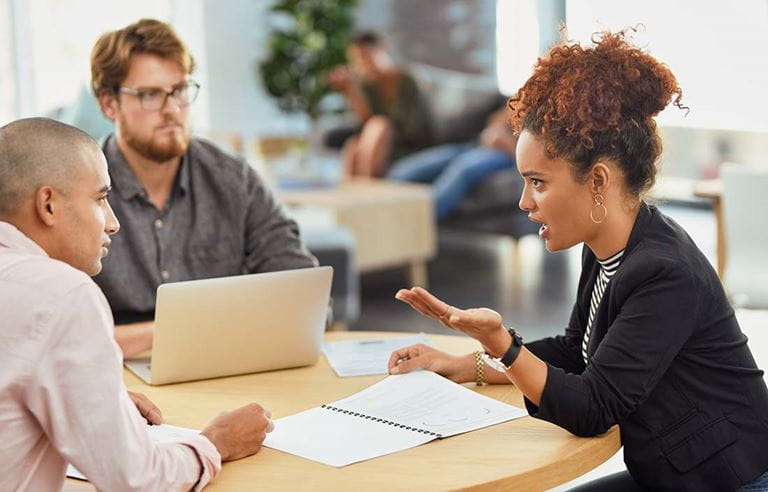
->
xmin=582 ymin=249 xmax=625 ymax=364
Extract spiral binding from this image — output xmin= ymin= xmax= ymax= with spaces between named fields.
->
xmin=321 ymin=404 xmax=443 ymax=438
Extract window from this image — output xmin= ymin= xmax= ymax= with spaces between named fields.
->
xmin=495 ymin=0 xmax=540 ymax=96
xmin=13 ymin=0 xmax=172 ymax=118
xmin=566 ymin=0 xmax=768 ymax=132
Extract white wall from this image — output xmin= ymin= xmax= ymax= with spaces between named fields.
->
xmin=197 ymin=0 xmax=308 ymax=140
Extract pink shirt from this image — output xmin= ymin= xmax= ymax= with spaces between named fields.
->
xmin=0 ymin=222 xmax=221 ymax=491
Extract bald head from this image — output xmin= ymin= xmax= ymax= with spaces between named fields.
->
xmin=0 ymin=118 xmax=99 ymax=219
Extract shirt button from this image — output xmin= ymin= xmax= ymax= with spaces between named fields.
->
xmin=161 ymin=270 xmax=170 ymax=281
xmin=154 ymin=219 xmax=163 ymax=229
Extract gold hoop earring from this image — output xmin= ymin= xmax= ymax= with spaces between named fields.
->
xmin=590 ymin=193 xmax=608 ymax=224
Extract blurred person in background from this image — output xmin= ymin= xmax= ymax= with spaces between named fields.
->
xmin=327 ymin=30 xmax=433 ymax=178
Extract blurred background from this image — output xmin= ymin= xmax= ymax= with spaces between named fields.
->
xmin=2 ymin=0 xmax=766 ymax=335
xmin=4 ymin=0 xmax=768 ymax=171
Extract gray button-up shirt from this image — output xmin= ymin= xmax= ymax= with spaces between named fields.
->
xmin=94 ymin=135 xmax=317 ymax=324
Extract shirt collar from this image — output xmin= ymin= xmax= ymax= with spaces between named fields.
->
xmin=0 ymin=221 xmax=50 ymax=258
xmin=102 ymin=134 xmax=189 ymax=201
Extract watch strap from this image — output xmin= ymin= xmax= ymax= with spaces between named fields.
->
xmin=499 ymin=328 xmax=523 ymax=368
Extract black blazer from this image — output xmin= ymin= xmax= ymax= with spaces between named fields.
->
xmin=524 ymin=203 xmax=768 ymax=491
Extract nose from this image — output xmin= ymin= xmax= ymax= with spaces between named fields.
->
xmin=518 ymin=183 xmax=534 ymax=212
xmin=105 ymin=200 xmax=120 ymax=235
xmin=161 ymin=93 xmax=182 ymax=114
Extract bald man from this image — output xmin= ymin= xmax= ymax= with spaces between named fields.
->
xmin=0 ymin=118 xmax=272 ymax=491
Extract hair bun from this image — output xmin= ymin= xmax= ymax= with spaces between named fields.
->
xmin=508 ymin=29 xmax=687 ymax=196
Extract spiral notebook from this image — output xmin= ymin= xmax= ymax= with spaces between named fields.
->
xmin=263 ymin=370 xmax=527 ymax=467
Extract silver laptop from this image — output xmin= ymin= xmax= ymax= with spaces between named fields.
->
xmin=124 ymin=266 xmax=332 ymax=385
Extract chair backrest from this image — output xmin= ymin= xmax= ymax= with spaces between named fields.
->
xmin=721 ymin=162 xmax=768 ymax=308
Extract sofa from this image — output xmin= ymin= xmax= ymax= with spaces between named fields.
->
xmin=406 ymin=63 xmax=540 ymax=239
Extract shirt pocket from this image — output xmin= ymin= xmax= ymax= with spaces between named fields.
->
xmin=660 ymin=410 xmax=737 ymax=473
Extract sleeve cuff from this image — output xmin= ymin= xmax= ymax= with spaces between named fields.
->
xmin=182 ymin=434 xmax=222 ymax=491
xmin=524 ymin=362 xmax=567 ymax=422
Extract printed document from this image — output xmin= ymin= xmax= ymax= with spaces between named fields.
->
xmin=322 ymin=333 xmax=431 ymax=377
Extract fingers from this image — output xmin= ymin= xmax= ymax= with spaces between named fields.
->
xmin=389 ymin=355 xmax=429 ymax=375
xmin=145 ymin=408 xmax=164 ymax=426
xmin=129 ymin=391 xmax=164 ymax=425
xmin=204 ymin=402 xmax=274 ymax=461
xmin=395 ymin=288 xmax=456 ymax=325
xmin=388 ymin=344 xmax=435 ymax=375
xmin=399 ymin=294 xmax=440 ymax=322
xmin=387 ymin=348 xmax=405 ymax=371
xmin=263 ymin=408 xmax=274 ymax=433
xmin=412 ymin=287 xmax=454 ymax=318
xmin=449 ymin=308 xmax=503 ymax=331
xmin=244 ymin=403 xmax=273 ymax=436
xmin=387 ymin=343 xmax=429 ymax=371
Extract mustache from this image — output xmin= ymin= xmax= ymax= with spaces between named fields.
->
xmin=158 ymin=117 xmax=184 ymax=127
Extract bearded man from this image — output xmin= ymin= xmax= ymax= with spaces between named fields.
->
xmin=90 ymin=19 xmax=317 ymax=357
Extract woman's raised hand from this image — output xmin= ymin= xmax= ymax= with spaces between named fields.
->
xmin=394 ymin=287 xmax=512 ymax=357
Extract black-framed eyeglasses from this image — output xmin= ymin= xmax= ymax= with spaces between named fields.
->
xmin=117 ymin=81 xmax=200 ymax=111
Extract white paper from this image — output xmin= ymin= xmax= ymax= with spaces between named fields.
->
xmin=321 ymin=333 xmax=431 ymax=377
xmin=263 ymin=406 xmax=435 ymax=467
xmin=264 ymin=370 xmax=527 ymax=467
xmin=331 ymin=370 xmax=527 ymax=437
xmin=66 ymin=424 xmax=200 ymax=481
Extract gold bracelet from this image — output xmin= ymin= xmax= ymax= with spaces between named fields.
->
xmin=474 ymin=350 xmax=485 ymax=386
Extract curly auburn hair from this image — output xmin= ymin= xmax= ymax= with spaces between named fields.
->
xmin=90 ymin=18 xmax=195 ymax=96
xmin=508 ymin=29 xmax=686 ymax=195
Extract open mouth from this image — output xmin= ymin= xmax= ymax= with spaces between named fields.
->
xmin=528 ymin=216 xmax=548 ymax=239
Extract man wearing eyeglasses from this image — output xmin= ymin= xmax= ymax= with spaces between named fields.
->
xmin=90 ymin=18 xmax=317 ymax=358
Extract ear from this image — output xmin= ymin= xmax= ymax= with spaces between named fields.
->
xmin=98 ymin=90 xmax=119 ymax=122
xmin=34 ymin=186 xmax=57 ymax=227
xmin=590 ymin=162 xmax=611 ymax=195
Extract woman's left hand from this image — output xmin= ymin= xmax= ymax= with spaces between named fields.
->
xmin=395 ymin=287 xmax=512 ymax=357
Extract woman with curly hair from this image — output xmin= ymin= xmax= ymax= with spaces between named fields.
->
xmin=387 ymin=31 xmax=768 ymax=491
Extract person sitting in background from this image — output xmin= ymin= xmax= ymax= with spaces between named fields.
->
xmin=387 ymin=106 xmax=517 ymax=221
xmin=327 ymin=30 xmax=433 ymax=178
xmin=89 ymin=19 xmax=317 ymax=358
xmin=0 ymin=118 xmax=272 ymax=491
xmin=388 ymin=30 xmax=768 ymax=491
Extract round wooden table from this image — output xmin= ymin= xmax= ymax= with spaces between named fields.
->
xmin=65 ymin=331 xmax=620 ymax=491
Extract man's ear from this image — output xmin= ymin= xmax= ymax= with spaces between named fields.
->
xmin=98 ymin=91 xmax=119 ymax=122
xmin=34 ymin=186 xmax=57 ymax=227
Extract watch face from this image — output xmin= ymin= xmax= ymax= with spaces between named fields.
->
xmin=482 ymin=353 xmax=506 ymax=372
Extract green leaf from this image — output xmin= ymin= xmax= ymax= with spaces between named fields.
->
xmin=258 ymin=0 xmax=358 ymax=118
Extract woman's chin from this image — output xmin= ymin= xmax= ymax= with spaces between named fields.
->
xmin=542 ymin=236 xmax=573 ymax=253
xmin=544 ymin=240 xmax=560 ymax=253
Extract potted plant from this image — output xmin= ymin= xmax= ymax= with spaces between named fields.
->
xmin=259 ymin=0 xmax=358 ymax=123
